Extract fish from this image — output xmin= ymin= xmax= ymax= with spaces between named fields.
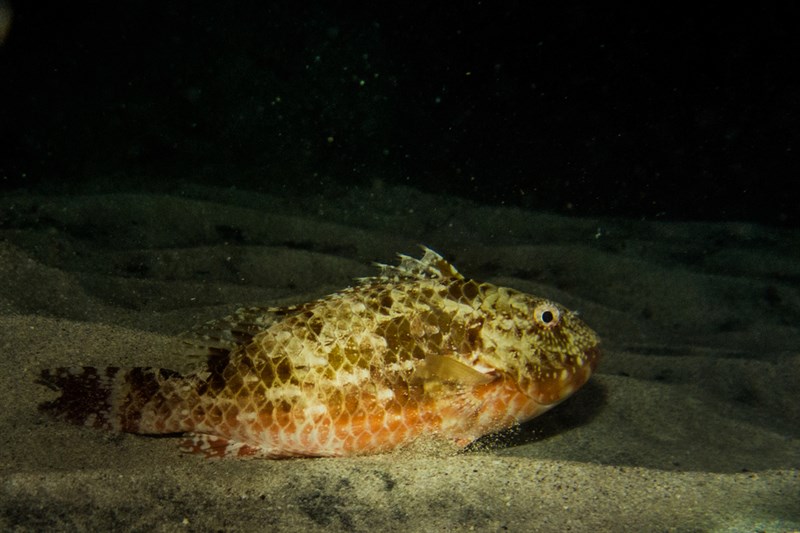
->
xmin=38 ymin=247 xmax=601 ymax=458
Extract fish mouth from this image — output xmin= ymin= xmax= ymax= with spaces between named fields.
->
xmin=521 ymin=344 xmax=601 ymax=406
xmin=584 ymin=344 xmax=602 ymax=372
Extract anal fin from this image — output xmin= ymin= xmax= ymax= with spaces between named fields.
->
xmin=179 ymin=433 xmax=262 ymax=458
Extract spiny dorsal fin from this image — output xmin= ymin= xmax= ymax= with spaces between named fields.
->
xmin=362 ymin=246 xmax=463 ymax=284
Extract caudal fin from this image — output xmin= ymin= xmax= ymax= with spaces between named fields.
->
xmin=38 ymin=366 xmax=182 ymax=432
xmin=38 ymin=367 xmax=122 ymax=430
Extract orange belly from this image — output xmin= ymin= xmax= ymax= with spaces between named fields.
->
xmin=177 ymin=376 xmax=545 ymax=458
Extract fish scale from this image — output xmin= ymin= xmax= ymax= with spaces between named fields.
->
xmin=38 ymin=247 xmax=601 ymax=458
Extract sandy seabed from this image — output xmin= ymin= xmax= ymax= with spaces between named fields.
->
xmin=1 ymin=185 xmax=798 ymax=531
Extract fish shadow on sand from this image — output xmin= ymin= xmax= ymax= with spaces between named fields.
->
xmin=466 ymin=379 xmax=607 ymax=453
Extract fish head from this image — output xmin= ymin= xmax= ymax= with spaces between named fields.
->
xmin=475 ymin=286 xmax=601 ymax=407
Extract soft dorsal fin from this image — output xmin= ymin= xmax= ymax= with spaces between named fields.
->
xmin=173 ymin=306 xmax=278 ymax=366
xmin=366 ymin=246 xmax=463 ymax=283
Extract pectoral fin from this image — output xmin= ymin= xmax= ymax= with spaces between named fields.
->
xmin=413 ymin=355 xmax=495 ymax=387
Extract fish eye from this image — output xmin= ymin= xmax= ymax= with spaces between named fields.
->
xmin=534 ymin=303 xmax=560 ymax=328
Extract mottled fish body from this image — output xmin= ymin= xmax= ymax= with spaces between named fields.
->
xmin=39 ymin=247 xmax=600 ymax=458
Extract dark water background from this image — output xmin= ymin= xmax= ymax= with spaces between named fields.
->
xmin=1 ymin=2 xmax=797 ymax=226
